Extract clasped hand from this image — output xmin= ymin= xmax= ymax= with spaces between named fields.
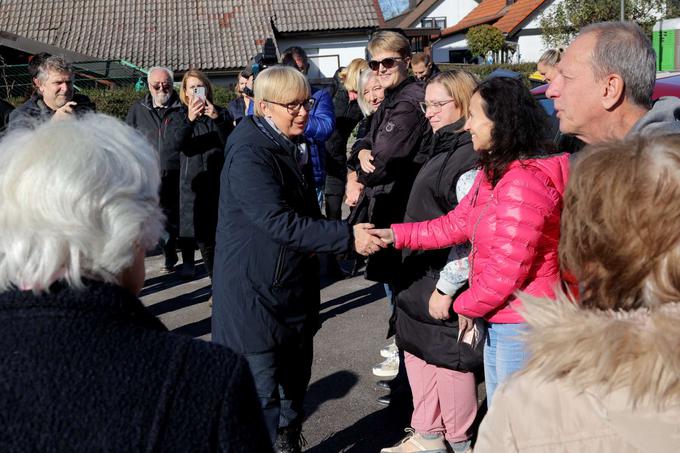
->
xmin=352 ymin=225 xmax=395 ymax=256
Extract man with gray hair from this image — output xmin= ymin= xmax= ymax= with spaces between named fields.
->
xmin=9 ymin=55 xmax=95 ymax=129
xmin=126 ymin=66 xmax=192 ymax=273
xmin=546 ymin=21 xmax=680 ymax=144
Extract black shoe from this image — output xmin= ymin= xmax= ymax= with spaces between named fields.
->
xmin=274 ymin=427 xmax=307 ymax=453
xmin=376 ymin=393 xmax=392 ymax=406
xmin=375 ymin=380 xmax=392 ymax=391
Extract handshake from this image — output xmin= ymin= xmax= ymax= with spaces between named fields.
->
xmin=352 ymin=224 xmax=395 ymax=256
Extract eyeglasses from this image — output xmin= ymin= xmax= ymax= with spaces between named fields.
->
xmin=150 ymin=82 xmax=172 ymax=91
xmin=368 ymin=57 xmax=404 ymax=71
xmin=419 ymin=99 xmax=456 ymax=113
xmin=266 ymin=98 xmax=316 ymax=114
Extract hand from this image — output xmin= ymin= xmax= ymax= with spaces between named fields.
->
xmin=188 ymin=98 xmax=205 ymax=122
xmin=52 ymin=101 xmax=77 ymax=120
xmin=428 ymin=290 xmax=453 ymax=320
xmin=345 ymin=171 xmax=364 ymax=207
xmin=204 ymin=99 xmax=219 ymax=119
xmin=458 ymin=314 xmax=473 ymax=337
xmin=353 ymin=223 xmax=387 ymax=256
xmin=367 ymin=228 xmax=394 ymax=245
xmin=358 ymin=149 xmax=375 ymax=173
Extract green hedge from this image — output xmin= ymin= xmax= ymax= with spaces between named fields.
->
xmin=439 ymin=63 xmax=538 ymax=86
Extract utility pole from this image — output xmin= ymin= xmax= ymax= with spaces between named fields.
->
xmin=621 ymin=0 xmax=625 ymax=21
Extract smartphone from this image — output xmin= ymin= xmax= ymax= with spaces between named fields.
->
xmin=192 ymin=86 xmax=206 ymax=101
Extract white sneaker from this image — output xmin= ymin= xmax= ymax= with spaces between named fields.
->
xmin=372 ymin=355 xmax=399 ymax=377
xmin=380 ymin=340 xmax=398 ymax=358
xmin=380 ymin=428 xmax=447 ymax=453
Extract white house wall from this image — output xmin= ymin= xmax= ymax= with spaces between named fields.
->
xmin=277 ymin=35 xmax=371 ymax=78
xmin=412 ymin=0 xmax=479 ymax=30
xmin=432 ymin=34 xmax=469 ymax=62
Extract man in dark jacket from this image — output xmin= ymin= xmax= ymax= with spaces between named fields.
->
xmin=411 ymin=52 xmax=440 ymax=83
xmin=126 ymin=67 xmax=192 ymax=272
xmin=9 ymin=56 xmax=95 ymax=130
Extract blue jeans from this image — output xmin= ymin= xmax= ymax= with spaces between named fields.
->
xmin=484 ymin=322 xmax=528 ymax=406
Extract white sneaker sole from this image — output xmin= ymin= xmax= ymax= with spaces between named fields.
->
xmin=372 ymin=367 xmax=399 ymax=378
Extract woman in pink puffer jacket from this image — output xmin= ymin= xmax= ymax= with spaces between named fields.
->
xmin=371 ymin=77 xmax=570 ymax=406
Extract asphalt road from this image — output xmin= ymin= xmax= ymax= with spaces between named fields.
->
xmin=140 ymin=252 xmax=415 ymax=452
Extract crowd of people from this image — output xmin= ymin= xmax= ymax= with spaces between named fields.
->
xmin=1 ymin=19 xmax=680 ymax=453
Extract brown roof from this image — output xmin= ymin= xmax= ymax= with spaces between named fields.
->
xmin=0 ymin=0 xmax=380 ymax=71
xmin=441 ymin=0 xmax=548 ymax=37
xmin=385 ymin=0 xmax=441 ymax=28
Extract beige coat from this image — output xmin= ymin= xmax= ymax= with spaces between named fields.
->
xmin=474 ymin=294 xmax=680 ymax=453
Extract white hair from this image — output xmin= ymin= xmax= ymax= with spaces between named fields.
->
xmin=147 ymin=66 xmax=174 ymax=81
xmin=357 ymin=68 xmax=378 ymax=116
xmin=0 ymin=114 xmax=164 ymax=292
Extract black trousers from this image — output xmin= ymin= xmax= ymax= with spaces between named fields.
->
xmin=160 ymin=170 xmax=180 ymax=264
xmin=324 ymin=174 xmax=346 ymax=221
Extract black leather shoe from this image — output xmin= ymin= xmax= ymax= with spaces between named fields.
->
xmin=274 ymin=427 xmax=306 ymax=453
xmin=375 ymin=380 xmax=392 ymax=391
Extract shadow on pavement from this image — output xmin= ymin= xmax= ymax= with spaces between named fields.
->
xmin=305 ymin=396 xmax=412 ymax=452
xmin=173 ymin=316 xmax=211 ymax=338
xmin=320 ymin=283 xmax=385 ymax=323
xmin=140 ymin=264 xmax=208 ymax=297
xmin=304 ymin=370 xmax=359 ymax=421
xmin=146 ymin=284 xmax=212 ymax=317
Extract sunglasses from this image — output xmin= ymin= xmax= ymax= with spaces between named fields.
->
xmin=368 ymin=57 xmax=404 ymax=71
xmin=266 ymin=98 xmax=316 ymax=114
xmin=150 ymin=82 xmax=172 ymax=91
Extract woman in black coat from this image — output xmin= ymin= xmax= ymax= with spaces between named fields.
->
xmin=212 ymin=66 xmax=382 ymax=453
xmin=383 ymin=71 xmax=483 ymax=453
xmin=0 ymin=114 xmax=270 ymax=452
xmin=178 ymin=70 xmax=233 ymax=280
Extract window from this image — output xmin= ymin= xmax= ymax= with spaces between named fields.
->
xmin=448 ymin=49 xmax=474 ymax=63
xmin=421 ymin=16 xmax=446 ymax=29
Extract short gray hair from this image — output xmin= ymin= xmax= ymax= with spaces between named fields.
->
xmin=36 ymin=55 xmax=73 ymax=83
xmin=0 ymin=114 xmax=163 ymax=292
xmin=580 ymin=21 xmax=656 ymax=108
xmin=357 ymin=68 xmax=378 ymax=116
xmin=148 ymin=66 xmax=174 ymax=81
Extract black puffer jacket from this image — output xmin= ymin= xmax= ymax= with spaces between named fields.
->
xmin=125 ymin=92 xmax=192 ymax=172
xmin=212 ymin=116 xmax=353 ymax=354
xmin=179 ymin=107 xmax=233 ymax=241
xmin=392 ymin=120 xmax=482 ymax=371
xmin=0 ymin=280 xmax=272 ymax=452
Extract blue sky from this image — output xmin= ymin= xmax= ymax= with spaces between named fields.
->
xmin=379 ymin=0 xmax=410 ymax=20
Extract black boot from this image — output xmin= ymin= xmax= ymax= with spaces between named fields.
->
xmin=274 ymin=426 xmax=307 ymax=453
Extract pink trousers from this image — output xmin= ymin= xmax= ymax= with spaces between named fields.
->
xmin=404 ymin=352 xmax=477 ymax=443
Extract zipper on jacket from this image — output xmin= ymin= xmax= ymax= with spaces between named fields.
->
xmin=273 ymin=246 xmax=286 ymax=286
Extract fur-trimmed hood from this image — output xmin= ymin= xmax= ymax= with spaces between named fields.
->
xmin=520 ymin=292 xmax=680 ymax=407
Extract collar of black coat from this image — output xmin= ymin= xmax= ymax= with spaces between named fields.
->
xmin=0 ymin=279 xmax=167 ymax=332
xmin=254 ymin=115 xmax=305 ymax=154
xmin=383 ymin=76 xmax=420 ymax=106
xmin=431 ymin=117 xmax=471 ymax=156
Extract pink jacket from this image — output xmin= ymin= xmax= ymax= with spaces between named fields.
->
xmin=392 ymin=154 xmax=570 ymax=323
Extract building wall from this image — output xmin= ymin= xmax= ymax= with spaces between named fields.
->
xmin=277 ymin=34 xmax=371 ymax=79
xmin=432 ymin=34 xmax=469 ymax=63
xmin=412 ymin=0 xmax=478 ymax=30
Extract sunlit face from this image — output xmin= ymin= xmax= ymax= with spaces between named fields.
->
xmin=260 ymin=90 xmax=310 ymax=138
xmin=237 ymin=76 xmax=248 ymax=94
xmin=370 ymin=50 xmax=409 ymax=90
xmin=148 ymin=69 xmax=173 ymax=107
xmin=464 ymin=93 xmax=494 ymax=152
xmin=362 ymin=76 xmax=385 ymax=113
xmin=185 ymin=76 xmax=205 ymax=103
xmin=39 ymin=69 xmax=73 ymax=110
xmin=423 ymin=83 xmax=462 ymax=132
xmin=537 ymin=62 xmax=557 ymax=83
xmin=545 ymin=32 xmax=604 ymax=143
xmin=411 ymin=61 xmax=432 ymax=81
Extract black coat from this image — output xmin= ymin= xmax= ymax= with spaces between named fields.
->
xmin=125 ymin=92 xmax=192 ymax=172
xmin=8 ymin=93 xmax=95 ymax=131
xmin=392 ymin=120 xmax=482 ymax=371
xmin=324 ymin=87 xmax=364 ymax=181
xmin=0 ymin=280 xmax=272 ymax=452
xmin=212 ymin=116 xmax=353 ymax=354
xmin=0 ymin=99 xmax=14 ymax=135
xmin=227 ymin=96 xmax=247 ymax=125
xmin=179 ymin=107 xmax=233 ymax=241
xmin=351 ymin=77 xmax=432 ymax=282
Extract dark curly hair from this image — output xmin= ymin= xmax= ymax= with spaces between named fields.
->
xmin=474 ymin=77 xmax=554 ymax=186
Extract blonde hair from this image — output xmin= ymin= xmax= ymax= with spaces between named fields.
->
xmin=253 ymin=66 xmax=311 ymax=116
xmin=538 ymin=48 xmax=563 ymax=67
xmin=179 ymin=69 xmax=214 ymax=106
xmin=367 ymin=31 xmax=411 ymax=59
xmin=427 ymin=70 xmax=479 ymax=120
xmin=561 ymin=135 xmax=680 ymax=311
xmin=343 ymin=58 xmax=369 ymax=92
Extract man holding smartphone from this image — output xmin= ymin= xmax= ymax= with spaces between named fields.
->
xmin=126 ymin=66 xmax=193 ymax=274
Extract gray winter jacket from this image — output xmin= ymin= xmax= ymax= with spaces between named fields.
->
xmin=627 ymin=96 xmax=680 ymax=137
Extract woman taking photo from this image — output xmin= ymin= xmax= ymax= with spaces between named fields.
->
xmin=476 ymin=136 xmax=680 ymax=452
xmin=371 ymin=77 xmax=570 ymax=406
xmin=380 ymin=70 xmax=481 ymax=453
xmin=178 ymin=69 xmax=232 ymax=280
xmin=212 ymin=65 xmax=383 ymax=453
